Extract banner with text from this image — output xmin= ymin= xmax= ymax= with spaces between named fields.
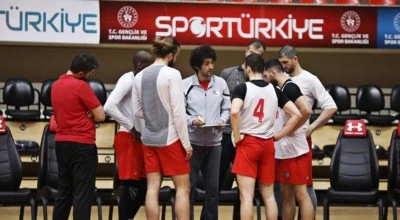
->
xmin=377 ymin=8 xmax=400 ymax=48
xmin=100 ymin=1 xmax=377 ymax=48
xmin=0 ymin=0 xmax=100 ymax=44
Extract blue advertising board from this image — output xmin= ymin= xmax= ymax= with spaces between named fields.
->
xmin=377 ymin=7 xmax=400 ymax=48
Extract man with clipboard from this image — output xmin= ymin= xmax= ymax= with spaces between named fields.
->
xmin=183 ymin=45 xmax=231 ymax=220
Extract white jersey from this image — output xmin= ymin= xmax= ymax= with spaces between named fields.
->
xmin=132 ymin=64 xmax=190 ymax=149
xmin=104 ymin=71 xmax=143 ymax=133
xmin=289 ymin=70 xmax=337 ymax=128
xmin=239 ymin=81 xmax=279 ymax=139
xmin=274 ymin=81 xmax=309 ymax=159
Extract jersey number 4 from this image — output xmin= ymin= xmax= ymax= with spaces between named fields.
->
xmin=253 ymin=99 xmax=264 ymax=123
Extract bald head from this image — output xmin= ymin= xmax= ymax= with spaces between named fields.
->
xmin=133 ymin=50 xmax=154 ymax=74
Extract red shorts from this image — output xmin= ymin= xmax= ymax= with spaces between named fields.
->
xmin=114 ymin=131 xmax=146 ymax=180
xmin=275 ymin=153 xmax=310 ymax=184
xmin=143 ymin=140 xmax=190 ymax=176
xmin=232 ymin=135 xmax=275 ymax=184
xmin=306 ymin=137 xmax=313 ymax=186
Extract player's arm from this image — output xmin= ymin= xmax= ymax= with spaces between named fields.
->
xmin=230 ymin=84 xmax=246 ymax=144
xmin=104 ymin=75 xmax=134 ymax=130
xmin=170 ymin=70 xmax=193 ymax=159
xmin=80 ymin=84 xmax=105 ymax=122
xmin=132 ymin=75 xmax=144 ymax=119
xmin=293 ymin=96 xmax=312 ymax=131
xmin=309 ymin=109 xmax=337 ymax=130
xmin=307 ymin=77 xmax=337 ymax=136
xmin=230 ymin=98 xmax=243 ymax=144
xmin=285 ymin=83 xmax=312 ymax=131
xmin=90 ymin=105 xmax=106 ymax=122
xmin=274 ymin=88 xmax=301 ymax=141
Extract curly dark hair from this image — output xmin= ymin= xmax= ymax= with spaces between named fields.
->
xmin=189 ymin=45 xmax=217 ymax=73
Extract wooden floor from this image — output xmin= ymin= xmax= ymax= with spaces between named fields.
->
xmin=0 ymin=205 xmax=396 ymax=220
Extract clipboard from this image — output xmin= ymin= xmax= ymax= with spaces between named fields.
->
xmin=200 ymin=123 xmax=228 ymax=128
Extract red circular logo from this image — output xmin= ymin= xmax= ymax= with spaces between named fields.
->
xmin=117 ymin=6 xmax=138 ymax=28
xmin=340 ymin=11 xmax=361 ymax=33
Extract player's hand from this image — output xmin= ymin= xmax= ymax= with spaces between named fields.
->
xmin=184 ymin=145 xmax=193 ymax=160
xmin=234 ymin=134 xmax=244 ymax=145
xmin=131 ymin=127 xmax=141 ymax=141
xmin=215 ymin=119 xmax=224 ymax=128
xmin=192 ymin=116 xmax=205 ymax=126
xmin=274 ymin=133 xmax=282 ymax=142
xmin=87 ymin=111 xmax=94 ymax=119
xmin=305 ymin=125 xmax=315 ymax=138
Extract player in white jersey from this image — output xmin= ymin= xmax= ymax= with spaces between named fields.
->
xmin=220 ymin=39 xmax=266 ymax=220
xmin=220 ymin=39 xmax=266 ymax=191
xmin=132 ymin=37 xmax=193 ymax=220
xmin=104 ymin=51 xmax=153 ymax=220
xmin=278 ymin=45 xmax=337 ymax=215
xmin=230 ymin=54 xmax=302 ymax=220
xmin=264 ymin=58 xmax=314 ymax=220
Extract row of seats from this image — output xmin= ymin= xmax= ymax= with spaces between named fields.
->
xmin=0 ymin=78 xmax=109 ymax=121
xmin=197 ymin=0 xmax=398 ymax=5
xmin=0 ymin=78 xmax=112 ymax=159
xmin=1 ymin=78 xmax=399 ymax=126
xmin=312 ymin=84 xmax=400 ymax=125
